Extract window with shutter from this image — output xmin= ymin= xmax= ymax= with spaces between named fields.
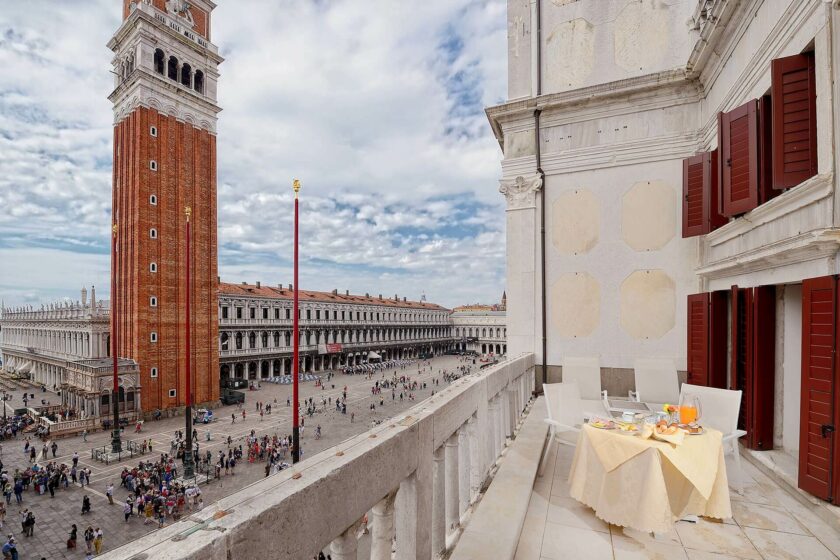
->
xmin=720 ymin=100 xmax=759 ymax=217
xmin=682 ymin=150 xmax=725 ymax=238
xmin=687 ymin=293 xmax=709 ymax=385
xmin=772 ymin=52 xmax=817 ymax=189
xmin=730 ymin=285 xmax=775 ymax=450
xmin=758 ymin=94 xmax=779 ymax=205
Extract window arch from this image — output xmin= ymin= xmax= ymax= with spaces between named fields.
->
xmin=248 ymin=332 xmax=256 ymax=349
xmin=154 ymin=49 xmax=165 ymax=74
xmin=194 ymin=70 xmax=204 ymax=94
xmin=235 ymin=332 xmax=243 ymax=350
xmin=220 ymin=332 xmax=229 ymax=350
xmin=261 ymin=331 xmax=268 ymax=347
xmin=180 ymin=63 xmax=192 ymax=87
xmin=167 ymin=56 xmax=179 ymax=81
xmin=273 ymin=332 xmax=280 ymax=347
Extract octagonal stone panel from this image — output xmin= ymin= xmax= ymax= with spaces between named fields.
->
xmin=544 ymin=18 xmax=595 ymax=92
xmin=551 ymin=272 xmax=600 ymax=338
xmin=614 ymin=0 xmax=669 ymax=73
xmin=552 ymin=189 xmax=600 ymax=255
xmin=621 ymin=180 xmax=676 ymax=252
xmin=620 ymin=269 xmax=675 ymax=340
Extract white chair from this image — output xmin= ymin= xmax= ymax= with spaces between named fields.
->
xmin=633 ymin=358 xmax=680 ymax=409
xmin=538 ymin=381 xmax=586 ymax=476
xmin=562 ymin=356 xmax=607 ymax=418
xmin=680 ymin=383 xmax=747 ymax=492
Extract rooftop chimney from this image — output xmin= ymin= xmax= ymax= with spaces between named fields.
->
xmin=345 ymin=290 xmax=349 ymax=296
xmin=288 ymin=284 xmax=293 ymax=290
xmin=256 ymin=281 xmax=261 ymax=288
xmin=241 ymin=281 xmax=247 ymax=286
xmin=403 ymin=297 xmax=406 ymax=302
xmin=365 ymin=293 xmax=370 ymax=298
xmin=332 ymin=289 xmax=338 ymax=295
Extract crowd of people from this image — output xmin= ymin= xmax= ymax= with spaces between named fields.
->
xmin=341 ymin=358 xmax=412 ymax=376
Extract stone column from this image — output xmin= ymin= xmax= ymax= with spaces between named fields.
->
xmin=395 ymin=463 xmax=432 ymax=560
xmin=501 ymin=386 xmax=511 ymax=437
xmin=330 ymin=522 xmax=360 ymax=560
xmin=507 ymin=388 xmax=516 ymax=436
xmin=489 ymin=398 xmax=500 ymax=462
xmin=458 ymin=426 xmax=470 ymax=517
xmin=444 ymin=432 xmax=460 ymax=534
xmin=371 ymin=491 xmax=397 ymax=560
xmin=467 ymin=416 xmax=481 ymax=501
xmin=431 ymin=446 xmax=446 ymax=556
xmin=497 ymin=394 xmax=506 ymax=451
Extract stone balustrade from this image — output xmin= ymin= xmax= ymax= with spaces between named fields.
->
xmin=100 ymin=353 xmax=535 ymax=560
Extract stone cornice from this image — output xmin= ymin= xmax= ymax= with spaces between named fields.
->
xmin=705 ymin=173 xmax=834 ymax=247
xmin=696 ymin=228 xmax=840 ymax=280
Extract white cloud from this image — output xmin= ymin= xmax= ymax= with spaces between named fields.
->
xmin=0 ymin=0 xmax=508 ymax=309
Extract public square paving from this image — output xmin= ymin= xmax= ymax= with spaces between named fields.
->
xmin=0 ymin=355 xmax=479 ymax=559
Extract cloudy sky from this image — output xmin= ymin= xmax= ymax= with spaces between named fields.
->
xmin=0 ymin=0 xmax=508 ymax=309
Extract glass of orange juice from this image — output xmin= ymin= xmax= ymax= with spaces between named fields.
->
xmin=679 ymin=394 xmax=701 ymax=425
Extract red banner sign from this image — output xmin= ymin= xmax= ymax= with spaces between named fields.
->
xmin=326 ymin=343 xmax=343 ymax=354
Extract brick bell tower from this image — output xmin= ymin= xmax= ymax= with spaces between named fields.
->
xmin=108 ymin=0 xmax=222 ymax=412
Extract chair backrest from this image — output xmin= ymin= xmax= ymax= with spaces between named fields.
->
xmin=634 ymin=358 xmax=680 ymax=405
xmin=562 ymin=356 xmax=602 ymax=400
xmin=543 ymin=381 xmax=585 ymax=428
xmin=679 ymin=383 xmax=742 ymax=436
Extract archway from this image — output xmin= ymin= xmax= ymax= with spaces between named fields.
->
xmin=260 ymin=361 xmax=270 ymax=379
xmin=220 ymin=364 xmax=230 ymax=381
xmin=248 ymin=362 xmax=257 ymax=380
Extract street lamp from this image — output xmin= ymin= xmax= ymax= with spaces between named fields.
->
xmin=183 ymin=206 xmax=196 ymax=479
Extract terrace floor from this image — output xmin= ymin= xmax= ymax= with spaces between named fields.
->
xmin=514 ymin=435 xmax=840 ymax=560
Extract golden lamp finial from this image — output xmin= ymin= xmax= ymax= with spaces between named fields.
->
xmin=293 ymin=179 xmax=301 ymax=198
xmin=112 ymin=223 xmax=117 ymax=237
xmin=185 ymin=206 xmax=192 ymax=221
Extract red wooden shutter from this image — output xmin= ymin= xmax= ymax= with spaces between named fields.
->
xmin=749 ymin=285 xmax=776 ymax=450
xmin=758 ymin=94 xmax=779 ymax=204
xmin=720 ymin=100 xmax=759 ymax=216
xmin=709 ymin=291 xmax=728 ymax=389
xmin=731 ymin=286 xmax=753 ymax=433
xmin=682 ymin=151 xmax=726 ymax=238
xmin=682 ymin=156 xmax=706 ymax=237
xmin=800 ymin=276 xmax=837 ymax=501
xmin=687 ymin=293 xmax=710 ymax=385
xmin=772 ymin=52 xmax=818 ymax=189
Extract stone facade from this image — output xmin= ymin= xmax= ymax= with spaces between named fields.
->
xmin=450 ymin=296 xmax=508 ymax=355
xmin=218 ymin=283 xmax=456 ymax=380
xmin=489 ymin=0 xmax=840 ymax=501
xmin=109 ymin=0 xmax=222 ymax=412
xmin=0 ymin=287 xmax=109 ymax=390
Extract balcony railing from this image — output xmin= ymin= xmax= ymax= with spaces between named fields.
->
xmin=100 ymin=353 xmax=535 ymax=560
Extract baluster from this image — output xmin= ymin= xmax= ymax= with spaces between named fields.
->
xmin=458 ymin=426 xmax=470 ymax=518
xmin=445 ymin=432 xmax=460 ymax=534
xmin=330 ymin=519 xmax=363 ymax=560
xmin=432 ymin=446 xmax=446 ymax=555
xmin=370 ymin=491 xmax=397 ymax=560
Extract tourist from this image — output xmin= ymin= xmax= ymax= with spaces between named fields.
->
xmin=81 ymin=430 xmax=87 ymax=442
xmin=72 ymin=452 xmax=79 ymax=467
xmin=93 ymin=527 xmax=103 ymax=555
xmin=81 ymin=495 xmax=91 ymax=515
xmin=22 ymin=510 xmax=34 ymax=537
xmin=106 ymin=483 xmax=114 ymax=505
xmin=50 ymin=441 xmax=57 ymax=458
xmin=67 ymin=524 xmax=77 ymax=549
xmin=2 ymin=536 xmax=18 ymax=560
xmin=83 ymin=526 xmax=94 ymax=554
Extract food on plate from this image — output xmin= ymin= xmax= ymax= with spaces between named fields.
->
xmin=589 ymin=418 xmax=615 ymax=429
xmin=655 ymin=421 xmax=679 ymax=436
xmin=616 ymin=422 xmax=638 ymax=432
xmin=686 ymin=425 xmax=703 ymax=434
xmin=662 ymin=403 xmax=677 ymax=414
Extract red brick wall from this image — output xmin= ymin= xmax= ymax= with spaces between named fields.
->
xmin=113 ymin=107 xmax=219 ymax=413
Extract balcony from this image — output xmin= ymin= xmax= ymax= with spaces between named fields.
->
xmin=99 ymin=354 xmax=536 ymax=559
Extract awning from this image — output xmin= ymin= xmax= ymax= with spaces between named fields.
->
xmin=367 ymin=351 xmax=381 ymax=360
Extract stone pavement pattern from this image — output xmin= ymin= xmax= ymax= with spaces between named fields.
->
xmin=517 ymin=434 xmax=840 ymax=560
xmin=0 ymin=355 xmax=478 ymax=559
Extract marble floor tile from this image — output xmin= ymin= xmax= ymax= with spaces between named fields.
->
xmin=685 ymin=550 xmax=760 ymax=560
xmin=514 ymin=513 xmax=548 ymax=560
xmin=549 ymin=476 xmax=571 ymax=498
xmin=540 ymin=522 xmax=613 ymax=560
xmin=731 ymin=501 xmax=810 ymax=535
xmin=612 ymin=533 xmax=688 ymax=560
xmin=743 ymin=526 xmax=838 ymax=560
xmin=546 ymin=495 xmax=610 ymax=533
xmin=621 ymin=525 xmax=682 ymax=546
xmin=676 ymin=519 xmax=761 ymax=559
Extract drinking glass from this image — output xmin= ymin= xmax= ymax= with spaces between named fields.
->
xmin=679 ymin=393 xmax=701 ymax=425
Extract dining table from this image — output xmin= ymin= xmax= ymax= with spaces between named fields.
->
xmin=567 ymin=420 xmax=732 ymax=534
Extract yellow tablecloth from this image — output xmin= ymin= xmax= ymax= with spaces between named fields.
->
xmin=568 ymin=424 xmax=732 ymax=534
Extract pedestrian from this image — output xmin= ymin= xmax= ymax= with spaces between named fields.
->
xmin=0 ymin=501 xmax=5 ymax=529
xmin=93 ymin=527 xmax=103 ymax=555
xmin=81 ymin=430 xmax=88 ymax=442
xmin=67 ymin=524 xmax=77 ymax=549
xmin=124 ymin=498 xmax=133 ymax=522
xmin=81 ymin=495 xmax=91 ymax=515
xmin=84 ymin=526 xmax=94 ymax=554
xmin=2 ymin=536 xmax=17 ymax=560
xmin=72 ymin=452 xmax=79 ymax=467
xmin=23 ymin=510 xmax=34 ymax=537
xmin=50 ymin=441 xmax=58 ymax=458
xmin=106 ymin=483 xmax=114 ymax=505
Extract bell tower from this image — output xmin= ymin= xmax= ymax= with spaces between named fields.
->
xmin=108 ymin=0 xmax=222 ymax=411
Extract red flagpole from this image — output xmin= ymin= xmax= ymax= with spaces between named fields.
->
xmin=292 ymin=179 xmax=301 ymax=463
xmin=111 ymin=222 xmax=122 ymax=453
xmin=184 ymin=206 xmax=195 ymax=477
